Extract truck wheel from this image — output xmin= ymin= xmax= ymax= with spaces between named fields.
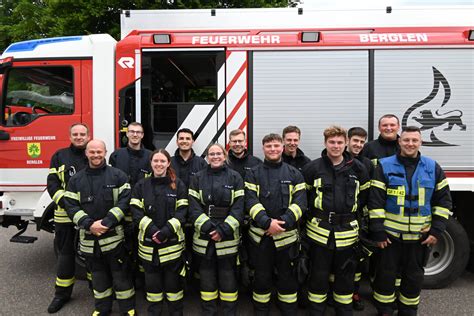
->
xmin=423 ymin=217 xmax=470 ymax=289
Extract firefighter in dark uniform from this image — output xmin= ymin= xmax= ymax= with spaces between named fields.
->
xmin=189 ymin=143 xmax=244 ymax=316
xmin=47 ymin=123 xmax=90 ymax=313
xmin=346 ymin=127 xmax=374 ymax=311
xmin=361 ymin=114 xmax=400 ymax=166
xmin=302 ymin=126 xmax=370 ymax=316
xmin=227 ymin=128 xmax=262 ymax=179
xmin=171 ymin=128 xmax=207 ymax=188
xmin=369 ymin=126 xmax=452 ymax=316
xmin=130 ymin=149 xmax=188 ymax=315
xmin=109 ymin=122 xmax=152 ymax=187
xmin=64 ymin=139 xmax=136 ymax=316
xmin=245 ymin=133 xmax=307 ymax=316
xmin=109 ymin=122 xmax=152 ymax=286
xmin=281 ymin=125 xmax=311 ymax=172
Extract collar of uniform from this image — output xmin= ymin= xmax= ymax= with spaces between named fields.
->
xmin=174 ymin=148 xmax=196 ymax=164
xmin=283 ymin=147 xmax=305 ymax=160
xmin=263 ymin=159 xmax=282 ymax=168
xmin=85 ymin=161 xmax=107 ymax=174
xmin=151 ymin=175 xmax=171 ymax=185
xmin=127 ymin=145 xmax=144 ymax=157
xmin=207 ymin=164 xmax=226 ymax=174
xmin=321 ymin=149 xmax=353 ymax=169
xmin=70 ymin=143 xmax=86 ymax=155
xmin=228 ymin=149 xmax=248 ymax=161
xmin=377 ymin=134 xmax=399 ymax=146
xmin=397 ymin=152 xmax=420 ymax=167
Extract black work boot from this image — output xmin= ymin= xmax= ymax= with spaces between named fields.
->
xmin=47 ymin=297 xmax=70 ymax=313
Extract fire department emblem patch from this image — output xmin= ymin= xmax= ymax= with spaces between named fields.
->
xmin=27 ymin=143 xmax=41 ymax=158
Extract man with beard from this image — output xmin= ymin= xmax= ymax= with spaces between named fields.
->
xmin=227 ymin=129 xmax=262 ymax=178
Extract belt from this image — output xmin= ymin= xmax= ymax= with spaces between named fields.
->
xmin=207 ymin=205 xmax=229 ymax=219
xmin=311 ymin=210 xmax=355 ymax=225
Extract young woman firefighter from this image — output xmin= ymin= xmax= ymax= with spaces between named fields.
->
xmin=188 ymin=143 xmax=245 ymax=316
xmin=130 ymin=149 xmax=188 ymax=315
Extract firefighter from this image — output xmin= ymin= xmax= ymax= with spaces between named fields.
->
xmin=302 ymin=126 xmax=370 ymax=316
xmin=361 ymin=114 xmax=400 ymax=165
xmin=227 ymin=128 xmax=262 ymax=179
xmin=346 ymin=127 xmax=374 ymax=311
xmin=171 ymin=128 xmax=207 ymax=188
xmin=109 ymin=121 xmax=152 ymax=287
xmin=245 ymin=133 xmax=307 ymax=316
xmin=64 ymin=139 xmax=136 ymax=316
xmin=47 ymin=123 xmax=90 ymax=314
xmin=369 ymin=126 xmax=452 ymax=316
xmin=130 ymin=149 xmax=188 ymax=315
xmin=109 ymin=122 xmax=152 ymax=187
xmin=282 ymin=125 xmax=311 ymax=172
xmin=189 ymin=143 xmax=244 ymax=316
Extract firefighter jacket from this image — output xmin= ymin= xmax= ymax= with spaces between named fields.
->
xmin=369 ymin=153 xmax=452 ymax=242
xmin=189 ymin=165 xmax=244 ymax=258
xmin=47 ymin=144 xmax=88 ymax=225
xmin=282 ymin=148 xmax=311 ymax=172
xmin=245 ymin=160 xmax=307 ymax=250
xmin=302 ymin=150 xmax=370 ymax=249
xmin=361 ymin=134 xmax=399 ymax=166
xmin=130 ymin=176 xmax=188 ymax=265
xmin=227 ymin=149 xmax=262 ymax=179
xmin=171 ymin=149 xmax=207 ymax=188
xmin=64 ymin=163 xmax=131 ymax=256
xmin=109 ymin=145 xmax=152 ymax=187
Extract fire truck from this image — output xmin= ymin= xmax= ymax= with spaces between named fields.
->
xmin=0 ymin=6 xmax=473 ymax=288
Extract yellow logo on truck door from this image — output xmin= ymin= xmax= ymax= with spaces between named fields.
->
xmin=27 ymin=143 xmax=41 ymax=158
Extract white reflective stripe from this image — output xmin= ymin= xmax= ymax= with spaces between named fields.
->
xmin=277 ymin=292 xmax=297 ymax=303
xmin=55 ymin=277 xmax=75 ymax=287
xmin=147 ymin=292 xmax=164 ymax=302
xmin=201 ymin=290 xmax=218 ymax=301
xmin=432 ymin=206 xmax=451 ymax=219
xmin=253 ymin=292 xmax=271 ymax=303
xmin=189 ymin=189 xmax=201 ymax=200
xmin=333 ymin=292 xmax=352 ymax=305
xmin=436 ymin=178 xmax=449 ymax=191
xmin=94 ymin=288 xmax=113 ymax=299
xmin=64 ymin=191 xmax=80 ymax=201
xmin=219 ymin=290 xmax=238 ymax=302
xmin=245 ymin=182 xmax=258 ymax=192
xmin=288 ymin=204 xmax=302 ymax=221
xmin=249 ymin=203 xmax=265 ymax=219
xmin=194 ymin=213 xmax=210 ymax=232
xmin=73 ymin=210 xmax=88 ymax=225
xmin=399 ymin=293 xmax=420 ymax=306
xmin=167 ymin=218 xmax=181 ymax=233
xmin=373 ymin=291 xmax=396 ymax=303
xmin=118 ymin=182 xmax=131 ymax=194
xmin=130 ymin=198 xmax=144 ymax=209
xmin=116 ymin=288 xmax=135 ymax=300
xmin=176 ymin=198 xmax=188 ymax=208
xmin=139 ymin=216 xmax=153 ymax=233
xmin=224 ymin=215 xmax=240 ymax=232
xmin=308 ymin=291 xmax=327 ymax=303
xmin=52 ymin=190 xmax=65 ymax=204
xmin=369 ymin=208 xmax=385 ymax=219
xmin=166 ymin=290 xmax=184 ymax=302
xmin=109 ymin=207 xmax=124 ymax=221
xmin=371 ymin=180 xmax=386 ymax=190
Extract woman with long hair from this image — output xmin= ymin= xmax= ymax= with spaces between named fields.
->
xmin=130 ymin=148 xmax=188 ymax=315
xmin=189 ymin=143 xmax=245 ymax=316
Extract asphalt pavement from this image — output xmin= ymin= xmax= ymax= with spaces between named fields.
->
xmin=1 ymin=225 xmax=473 ymax=315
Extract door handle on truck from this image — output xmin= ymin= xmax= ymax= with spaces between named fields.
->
xmin=0 ymin=130 xmax=10 ymax=140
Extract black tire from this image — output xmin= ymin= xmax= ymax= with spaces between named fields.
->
xmin=423 ymin=217 xmax=470 ymax=289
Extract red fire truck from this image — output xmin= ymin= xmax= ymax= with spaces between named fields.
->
xmin=0 ymin=6 xmax=473 ymax=288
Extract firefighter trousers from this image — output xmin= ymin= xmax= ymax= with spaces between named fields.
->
xmin=198 ymin=243 xmax=238 ymax=316
xmin=86 ymin=244 xmax=135 ymax=313
xmin=142 ymin=260 xmax=184 ymax=316
xmin=373 ymin=238 xmax=425 ymax=316
xmin=250 ymin=236 xmax=298 ymax=316
xmin=53 ymin=224 xmax=76 ymax=299
xmin=308 ymin=243 xmax=355 ymax=316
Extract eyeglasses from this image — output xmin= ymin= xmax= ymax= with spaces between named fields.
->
xmin=208 ymin=152 xmax=224 ymax=157
xmin=128 ymin=130 xmax=143 ymax=135
xmin=230 ymin=139 xmax=245 ymax=144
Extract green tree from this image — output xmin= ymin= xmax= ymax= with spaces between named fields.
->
xmin=0 ymin=0 xmax=287 ymax=52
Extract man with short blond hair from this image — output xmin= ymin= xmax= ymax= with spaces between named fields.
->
xmin=227 ymin=129 xmax=262 ymax=178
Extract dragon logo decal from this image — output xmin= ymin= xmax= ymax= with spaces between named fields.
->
xmin=402 ymin=67 xmax=466 ymax=147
